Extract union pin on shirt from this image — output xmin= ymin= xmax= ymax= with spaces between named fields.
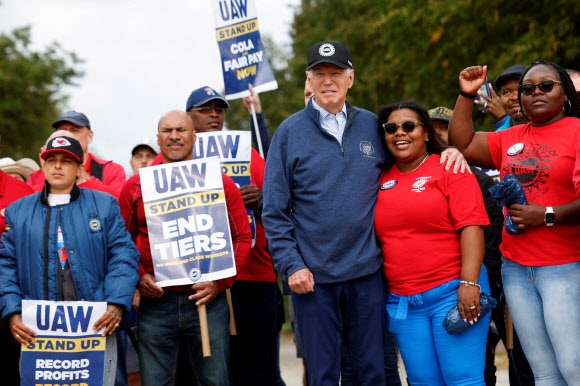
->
xmin=507 ymin=142 xmax=524 ymax=156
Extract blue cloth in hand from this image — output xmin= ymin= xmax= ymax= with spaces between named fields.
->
xmin=488 ymin=174 xmax=528 ymax=234
xmin=442 ymin=292 xmax=497 ymax=335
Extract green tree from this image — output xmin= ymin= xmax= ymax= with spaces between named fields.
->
xmin=230 ymin=0 xmax=580 ymax=138
xmin=0 ymin=26 xmax=83 ymax=159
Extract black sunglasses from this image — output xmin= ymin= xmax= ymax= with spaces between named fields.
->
xmin=519 ymin=79 xmax=562 ymax=96
xmin=189 ymin=106 xmax=227 ymax=115
xmin=382 ymin=120 xmax=422 ymax=134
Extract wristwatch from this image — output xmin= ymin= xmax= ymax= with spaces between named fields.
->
xmin=544 ymin=206 xmax=555 ymax=226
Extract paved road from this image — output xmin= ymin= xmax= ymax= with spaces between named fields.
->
xmin=278 ymin=330 xmax=510 ymax=385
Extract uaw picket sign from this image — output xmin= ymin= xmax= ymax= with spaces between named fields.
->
xmin=212 ymin=0 xmax=277 ymax=99
xmin=140 ymin=157 xmax=236 ymax=287
xmin=194 ymin=131 xmax=255 ymax=246
xmin=21 ymin=300 xmax=106 ymax=386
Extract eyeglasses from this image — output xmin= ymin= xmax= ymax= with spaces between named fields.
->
xmin=189 ymin=106 xmax=227 ymax=115
xmin=382 ymin=120 xmax=423 ymax=134
xmin=519 ymin=80 xmax=562 ymax=96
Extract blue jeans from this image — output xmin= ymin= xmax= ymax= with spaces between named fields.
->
xmin=387 ymin=270 xmax=490 ymax=386
xmin=502 ymin=258 xmax=580 ymax=385
xmin=138 ymin=291 xmax=230 ymax=386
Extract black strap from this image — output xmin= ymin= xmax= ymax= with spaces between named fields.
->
xmin=459 ymin=90 xmax=477 ymax=99
xmin=126 ymin=327 xmax=139 ymax=352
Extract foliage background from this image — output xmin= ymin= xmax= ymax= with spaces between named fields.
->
xmin=0 ymin=27 xmax=82 ymax=159
xmin=2 ymin=1 xmax=580 ymax=159
xmin=226 ymin=0 xmax=580 ymax=138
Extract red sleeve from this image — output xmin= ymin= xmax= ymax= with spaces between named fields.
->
xmin=103 ymin=162 xmax=127 ymax=195
xmin=216 ymin=173 xmax=252 ymax=292
xmin=575 ymin=133 xmax=580 ymax=197
xmin=27 ymin=169 xmax=45 ymax=187
xmin=119 ymin=175 xmax=140 ymax=243
xmin=118 ymin=175 xmax=150 ymax=277
xmin=79 ymin=177 xmax=120 ymax=199
xmin=250 ymin=148 xmax=265 ymax=189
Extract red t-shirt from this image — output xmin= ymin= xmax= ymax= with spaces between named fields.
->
xmin=374 ymin=156 xmax=489 ymax=296
xmin=487 ymin=117 xmax=580 ymax=266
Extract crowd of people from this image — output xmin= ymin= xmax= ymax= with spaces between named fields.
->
xmin=1 ymin=39 xmax=580 ymax=386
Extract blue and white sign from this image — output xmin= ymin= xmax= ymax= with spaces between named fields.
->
xmin=212 ymin=0 xmax=278 ymax=99
xmin=140 ymin=158 xmax=237 ymax=287
xmin=194 ymin=131 xmax=255 ymax=246
xmin=21 ymin=300 xmax=107 ymax=386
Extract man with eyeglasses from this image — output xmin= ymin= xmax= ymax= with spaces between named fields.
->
xmin=184 ymin=86 xmax=282 ymax=385
xmin=492 ymin=65 xmax=530 ymax=132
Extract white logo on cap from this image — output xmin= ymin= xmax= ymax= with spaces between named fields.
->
xmin=319 ymin=43 xmax=335 ymax=57
xmin=52 ymin=137 xmax=72 ymax=148
xmin=204 ymin=87 xmax=216 ymax=96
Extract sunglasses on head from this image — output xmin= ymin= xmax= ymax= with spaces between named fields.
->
xmin=519 ymin=79 xmax=562 ymax=96
xmin=382 ymin=120 xmax=422 ymax=134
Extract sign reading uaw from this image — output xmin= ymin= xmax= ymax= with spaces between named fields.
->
xmin=21 ymin=300 xmax=107 ymax=386
xmin=140 ymin=158 xmax=236 ymax=287
xmin=212 ymin=0 xmax=278 ymax=99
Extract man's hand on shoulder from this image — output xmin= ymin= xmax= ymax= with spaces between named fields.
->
xmin=289 ymin=268 xmax=315 ymax=294
xmin=440 ymin=148 xmax=471 ymax=174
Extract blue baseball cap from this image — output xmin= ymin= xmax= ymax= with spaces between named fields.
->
xmin=185 ymin=86 xmax=229 ymax=111
xmin=52 ymin=111 xmax=91 ymax=130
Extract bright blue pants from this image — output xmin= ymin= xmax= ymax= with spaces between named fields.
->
xmin=387 ymin=269 xmax=490 ymax=386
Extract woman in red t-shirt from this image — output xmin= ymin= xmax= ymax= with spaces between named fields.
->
xmin=449 ymin=60 xmax=580 ymax=384
xmin=375 ymin=99 xmax=490 ymax=385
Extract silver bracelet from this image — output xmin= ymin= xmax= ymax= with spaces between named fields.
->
xmin=460 ymin=280 xmax=481 ymax=290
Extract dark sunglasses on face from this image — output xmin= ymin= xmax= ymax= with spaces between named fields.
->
xmin=382 ymin=120 xmax=422 ymax=134
xmin=519 ymin=79 xmax=562 ymax=96
xmin=189 ymin=106 xmax=227 ymax=115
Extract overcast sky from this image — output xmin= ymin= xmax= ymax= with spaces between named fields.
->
xmin=0 ymin=0 xmax=298 ymax=174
